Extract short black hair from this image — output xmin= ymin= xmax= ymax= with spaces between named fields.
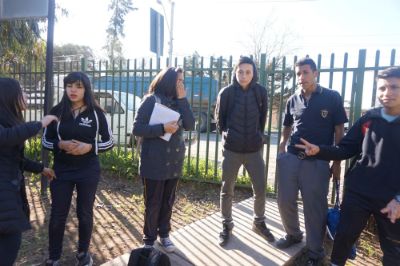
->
xmin=295 ymin=57 xmax=317 ymax=72
xmin=377 ymin=66 xmax=400 ymax=79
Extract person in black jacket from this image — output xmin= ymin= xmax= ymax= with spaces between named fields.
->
xmin=296 ymin=66 xmax=400 ymax=266
xmin=0 ymin=78 xmax=57 ymax=265
xmin=215 ymin=56 xmax=274 ymax=246
xmin=42 ymin=72 xmax=113 ymax=266
xmin=132 ymin=67 xmax=195 ymax=253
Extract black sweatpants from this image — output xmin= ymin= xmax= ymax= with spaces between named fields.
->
xmin=331 ymin=191 xmax=400 ymax=266
xmin=48 ymin=176 xmax=99 ymax=260
xmin=0 ymin=231 xmax=22 ymax=266
xmin=142 ymin=178 xmax=179 ymax=245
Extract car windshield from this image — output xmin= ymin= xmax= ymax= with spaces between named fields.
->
xmin=119 ymin=91 xmax=142 ymax=111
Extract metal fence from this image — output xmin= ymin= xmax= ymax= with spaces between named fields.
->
xmin=2 ymin=48 xmax=398 ymax=196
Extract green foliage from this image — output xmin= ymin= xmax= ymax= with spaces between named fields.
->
xmin=23 ymin=138 xmax=259 ymax=188
xmin=0 ymin=20 xmax=46 ymax=66
xmin=183 ymin=157 xmax=253 ymax=186
xmin=104 ymin=0 xmax=136 ymax=65
xmin=24 ymin=137 xmax=44 ymax=161
xmin=99 ymin=149 xmax=138 ymax=179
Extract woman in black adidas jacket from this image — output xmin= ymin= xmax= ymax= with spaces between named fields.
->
xmin=132 ymin=67 xmax=195 ymax=252
xmin=42 ymin=72 xmax=113 ymax=265
xmin=0 ymin=78 xmax=57 ymax=265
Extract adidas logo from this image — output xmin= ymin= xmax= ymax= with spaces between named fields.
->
xmin=79 ymin=117 xmax=93 ymax=127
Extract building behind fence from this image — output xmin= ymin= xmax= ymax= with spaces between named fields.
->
xmin=2 ymin=48 xmax=398 ymax=197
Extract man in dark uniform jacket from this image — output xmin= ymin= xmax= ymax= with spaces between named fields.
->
xmin=276 ymin=57 xmax=347 ymax=265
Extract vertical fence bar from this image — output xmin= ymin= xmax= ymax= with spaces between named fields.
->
xmin=371 ymin=50 xmax=381 ymax=107
xmin=353 ymin=49 xmax=367 ymax=121
xmin=390 ymin=49 xmax=396 ymax=66
xmin=204 ymin=57 xmax=214 ymax=178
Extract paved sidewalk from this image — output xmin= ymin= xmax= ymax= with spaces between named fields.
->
xmin=102 ymin=198 xmax=305 ymax=266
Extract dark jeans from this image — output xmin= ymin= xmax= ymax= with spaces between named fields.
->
xmin=48 ymin=177 xmax=99 ymax=260
xmin=0 ymin=231 xmax=22 ymax=266
xmin=331 ymin=191 xmax=400 ymax=266
xmin=143 ymin=178 xmax=179 ymax=245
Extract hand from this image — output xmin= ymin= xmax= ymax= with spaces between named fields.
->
xmin=41 ymin=115 xmax=58 ymax=128
xmin=176 ymin=79 xmax=186 ymax=99
xmin=58 ymin=140 xmax=79 ymax=152
xmin=295 ymin=138 xmax=320 ymax=156
xmin=163 ymin=121 xmax=179 ymax=134
xmin=42 ymin=167 xmax=56 ymax=182
xmin=381 ymin=199 xmax=400 ymax=223
xmin=331 ymin=161 xmax=341 ymax=180
xmin=65 ymin=140 xmax=92 ymax=155
xmin=278 ymin=142 xmax=286 ymax=154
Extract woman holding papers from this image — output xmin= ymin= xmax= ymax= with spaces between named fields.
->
xmin=132 ymin=67 xmax=195 ymax=252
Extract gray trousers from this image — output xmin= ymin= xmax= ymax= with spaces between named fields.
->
xmin=277 ymin=152 xmax=330 ymax=259
xmin=220 ymin=149 xmax=266 ymax=226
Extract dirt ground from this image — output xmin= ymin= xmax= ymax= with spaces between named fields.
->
xmin=16 ymin=173 xmax=382 ymax=266
xmin=16 ymin=174 xmax=252 ymax=265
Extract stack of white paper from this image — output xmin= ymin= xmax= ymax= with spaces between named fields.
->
xmin=149 ymin=103 xmax=180 ymax=141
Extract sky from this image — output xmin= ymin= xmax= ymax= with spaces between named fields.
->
xmin=54 ymin=0 xmax=400 ymax=66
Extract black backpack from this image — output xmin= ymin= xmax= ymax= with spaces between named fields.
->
xmin=128 ymin=247 xmax=171 ymax=266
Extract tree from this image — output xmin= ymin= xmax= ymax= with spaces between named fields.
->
xmin=104 ymin=0 xmax=136 ymax=68
xmin=0 ymin=20 xmax=45 ymax=66
xmin=53 ymin=44 xmax=95 ymax=71
xmin=240 ymin=18 xmax=298 ymax=129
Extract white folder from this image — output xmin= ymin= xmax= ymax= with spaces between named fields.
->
xmin=149 ymin=103 xmax=180 ymax=141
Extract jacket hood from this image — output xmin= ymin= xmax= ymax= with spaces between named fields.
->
xmin=232 ymin=61 xmax=259 ymax=89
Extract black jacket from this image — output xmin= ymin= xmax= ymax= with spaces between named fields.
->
xmin=318 ymin=108 xmax=400 ymax=202
xmin=132 ymin=94 xmax=195 ymax=180
xmin=0 ymin=121 xmax=44 ymax=233
xmin=42 ymin=106 xmax=113 ymax=175
xmin=215 ymin=81 xmax=268 ymax=153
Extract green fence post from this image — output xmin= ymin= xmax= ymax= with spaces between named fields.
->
xmin=81 ymin=57 xmax=87 ymax=72
xmin=353 ymin=49 xmax=367 ymax=121
xmin=260 ymin=53 xmax=267 ymax=87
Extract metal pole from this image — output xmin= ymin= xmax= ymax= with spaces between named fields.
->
xmin=156 ymin=12 xmax=161 ymax=60
xmin=168 ymin=1 xmax=174 ymax=67
xmin=41 ymin=0 xmax=55 ymax=196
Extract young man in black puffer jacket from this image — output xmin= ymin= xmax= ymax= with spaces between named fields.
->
xmin=215 ymin=56 xmax=274 ymax=246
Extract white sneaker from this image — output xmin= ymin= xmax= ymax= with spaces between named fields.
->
xmin=159 ymin=237 xmax=176 ymax=253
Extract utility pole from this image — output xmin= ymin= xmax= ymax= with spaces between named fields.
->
xmin=157 ymin=0 xmax=175 ymax=67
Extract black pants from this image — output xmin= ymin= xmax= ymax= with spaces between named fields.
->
xmin=143 ymin=178 xmax=179 ymax=245
xmin=331 ymin=191 xmax=400 ymax=266
xmin=0 ymin=231 xmax=22 ymax=266
xmin=48 ymin=177 xmax=99 ymax=260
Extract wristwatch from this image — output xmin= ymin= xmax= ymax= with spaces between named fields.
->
xmin=395 ymin=195 xmax=400 ymax=203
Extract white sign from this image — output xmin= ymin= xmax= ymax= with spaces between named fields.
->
xmin=0 ymin=0 xmax=48 ymax=20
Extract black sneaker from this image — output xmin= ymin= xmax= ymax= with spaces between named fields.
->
xmin=218 ymin=224 xmax=233 ymax=246
xmin=75 ymin=252 xmax=93 ymax=266
xmin=276 ymin=234 xmax=303 ymax=249
xmin=44 ymin=259 xmax=60 ymax=266
xmin=252 ymin=222 xmax=275 ymax=242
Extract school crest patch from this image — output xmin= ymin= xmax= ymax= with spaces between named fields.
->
xmin=321 ymin=109 xmax=329 ymax=118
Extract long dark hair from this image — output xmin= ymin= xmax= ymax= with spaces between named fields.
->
xmin=0 ymin=78 xmax=25 ymax=127
xmin=148 ymin=67 xmax=183 ymax=99
xmin=54 ymin=72 xmax=101 ymax=119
